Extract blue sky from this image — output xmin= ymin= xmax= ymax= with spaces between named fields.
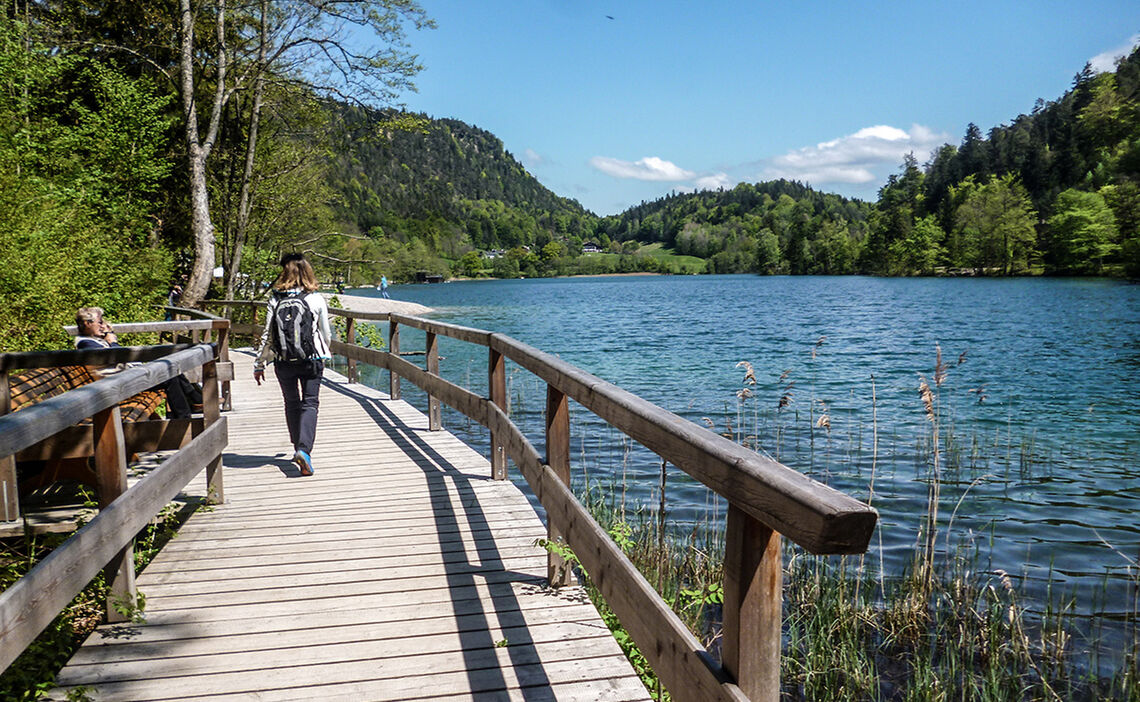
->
xmin=394 ymin=1 xmax=1140 ymax=216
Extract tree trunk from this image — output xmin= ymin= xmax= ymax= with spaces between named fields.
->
xmin=178 ymin=0 xmax=228 ymax=308
xmin=224 ymin=0 xmax=267 ymax=300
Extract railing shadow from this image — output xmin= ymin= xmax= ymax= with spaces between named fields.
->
xmin=324 ymin=379 xmax=559 ymax=700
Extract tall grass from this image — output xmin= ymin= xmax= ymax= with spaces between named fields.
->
xmin=560 ymin=344 xmax=1140 ymax=701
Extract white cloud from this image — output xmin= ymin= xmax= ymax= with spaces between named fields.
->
xmin=1089 ymin=33 xmax=1140 ymax=73
xmin=590 ymin=155 xmax=696 ymax=181
xmin=761 ymin=124 xmax=948 ymax=186
xmin=692 ymin=172 xmax=732 ymax=190
xmin=522 ymin=148 xmax=544 ymax=168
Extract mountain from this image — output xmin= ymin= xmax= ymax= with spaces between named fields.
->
xmin=329 ymin=106 xmax=596 ymax=254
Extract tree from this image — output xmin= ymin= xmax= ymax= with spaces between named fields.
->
xmin=755 ymin=229 xmax=782 ymax=274
xmin=1046 ymin=189 xmax=1119 ymax=273
xmin=953 ymin=174 xmax=1037 ymax=274
xmin=0 ymin=17 xmax=172 ymax=349
xmin=91 ymin=0 xmax=434 ymax=305
xmin=888 ymin=216 xmax=946 ymax=275
xmin=457 ymin=251 xmax=483 ymax=277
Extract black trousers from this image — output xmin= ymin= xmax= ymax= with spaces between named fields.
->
xmin=274 ymin=359 xmax=324 ymax=454
xmin=161 ymin=376 xmax=196 ymax=419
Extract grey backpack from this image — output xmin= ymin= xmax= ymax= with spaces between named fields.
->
xmin=271 ymin=292 xmax=316 ymax=361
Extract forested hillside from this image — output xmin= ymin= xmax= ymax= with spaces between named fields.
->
xmin=865 ymin=50 xmax=1140 ymax=276
xmin=332 ymin=106 xmax=593 ymax=249
xmin=593 ymin=181 xmax=872 ymax=274
xmin=331 ymin=46 xmax=1140 ymax=280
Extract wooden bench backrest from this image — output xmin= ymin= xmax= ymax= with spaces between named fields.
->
xmin=8 ymin=366 xmax=97 ymax=413
xmin=7 ymin=366 xmax=163 ymax=422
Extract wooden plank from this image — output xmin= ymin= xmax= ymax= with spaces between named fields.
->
xmin=426 ymin=330 xmax=441 ymax=430
xmin=489 ymin=347 xmax=507 ymax=480
xmin=16 ymin=419 xmax=202 ymax=460
xmin=389 ymin=313 xmax=493 ymax=346
xmin=69 ymin=587 xmax=593 ymax=649
xmin=201 ymin=360 xmax=223 ymax=504
xmin=389 ymin=319 xmax=401 ymax=399
xmin=68 ymin=601 xmax=608 ymax=663
xmin=52 ymin=646 xmax=638 ymax=701
xmin=0 ymin=344 xmax=201 ymax=373
xmin=344 ymin=317 xmax=357 ymax=383
xmin=545 ymin=385 xmax=572 ymax=586
xmin=92 ymin=406 xmax=136 ymax=623
xmin=61 ymin=320 xmax=220 ymax=336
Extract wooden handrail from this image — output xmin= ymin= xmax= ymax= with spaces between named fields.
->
xmin=207 ymin=299 xmax=879 ymax=700
xmin=0 ymin=343 xmax=228 ymax=670
xmin=0 ymin=344 xmax=199 ymax=373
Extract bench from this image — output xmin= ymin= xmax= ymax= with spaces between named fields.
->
xmin=7 ymin=365 xmax=168 ymax=494
xmin=9 ymin=365 xmax=166 ymax=420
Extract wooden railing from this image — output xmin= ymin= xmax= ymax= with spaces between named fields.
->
xmin=204 ymin=300 xmax=878 ymax=702
xmin=0 ymin=336 xmax=229 ymax=671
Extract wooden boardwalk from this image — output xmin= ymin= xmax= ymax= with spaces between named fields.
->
xmin=48 ymin=352 xmax=650 ymax=701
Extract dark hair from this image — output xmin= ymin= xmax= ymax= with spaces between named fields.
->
xmin=278 ymin=252 xmax=306 ymax=266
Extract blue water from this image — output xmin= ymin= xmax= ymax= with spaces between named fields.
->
xmin=340 ymin=275 xmax=1140 ymax=631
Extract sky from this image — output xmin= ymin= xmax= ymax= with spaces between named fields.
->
xmin=390 ymin=1 xmax=1140 ymax=216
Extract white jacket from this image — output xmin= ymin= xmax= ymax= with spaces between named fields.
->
xmin=254 ymin=289 xmax=332 ymax=371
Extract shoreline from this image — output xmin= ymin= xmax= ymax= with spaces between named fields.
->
xmin=323 ymin=292 xmax=433 ymax=315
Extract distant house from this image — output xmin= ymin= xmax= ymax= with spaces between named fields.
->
xmin=581 ymin=242 xmax=602 ymax=253
xmin=482 ymin=249 xmax=506 ymax=259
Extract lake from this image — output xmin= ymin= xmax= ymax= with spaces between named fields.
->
xmin=338 ymin=274 xmax=1139 ymax=642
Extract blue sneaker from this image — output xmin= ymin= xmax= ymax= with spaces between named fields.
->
xmin=292 ymin=450 xmax=314 ymax=476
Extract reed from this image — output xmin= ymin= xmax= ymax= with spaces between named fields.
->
xmin=554 ymin=342 xmax=1138 ymax=701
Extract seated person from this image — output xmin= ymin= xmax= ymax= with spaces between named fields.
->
xmin=74 ymin=306 xmax=199 ymax=419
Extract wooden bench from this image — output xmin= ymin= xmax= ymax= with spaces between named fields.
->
xmin=9 ymin=365 xmax=166 ymax=420
xmin=7 ymin=365 xmax=168 ymax=495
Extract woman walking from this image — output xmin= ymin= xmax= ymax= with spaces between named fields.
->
xmin=253 ymin=253 xmax=332 ymax=476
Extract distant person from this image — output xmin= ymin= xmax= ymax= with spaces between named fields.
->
xmin=74 ymin=306 xmax=197 ymax=419
xmin=164 ymin=283 xmax=183 ymax=320
xmin=380 ymin=275 xmax=391 ymax=299
xmin=253 ymin=253 xmax=332 ymax=477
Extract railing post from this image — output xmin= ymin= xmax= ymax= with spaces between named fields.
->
xmin=0 ymin=370 xmax=18 ymax=524
xmin=92 ymin=405 xmax=136 ymax=623
xmin=488 ymin=347 xmax=507 ymax=480
xmin=345 ymin=317 xmax=358 ymax=384
xmin=722 ymin=504 xmax=782 ymax=701
xmin=426 ymin=331 xmax=441 ymax=431
xmin=202 ymin=358 xmax=224 ymax=504
xmin=388 ymin=320 xmax=401 ymax=400
xmin=545 ymin=385 xmax=572 ymax=587
xmin=217 ymin=321 xmax=232 ymax=411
